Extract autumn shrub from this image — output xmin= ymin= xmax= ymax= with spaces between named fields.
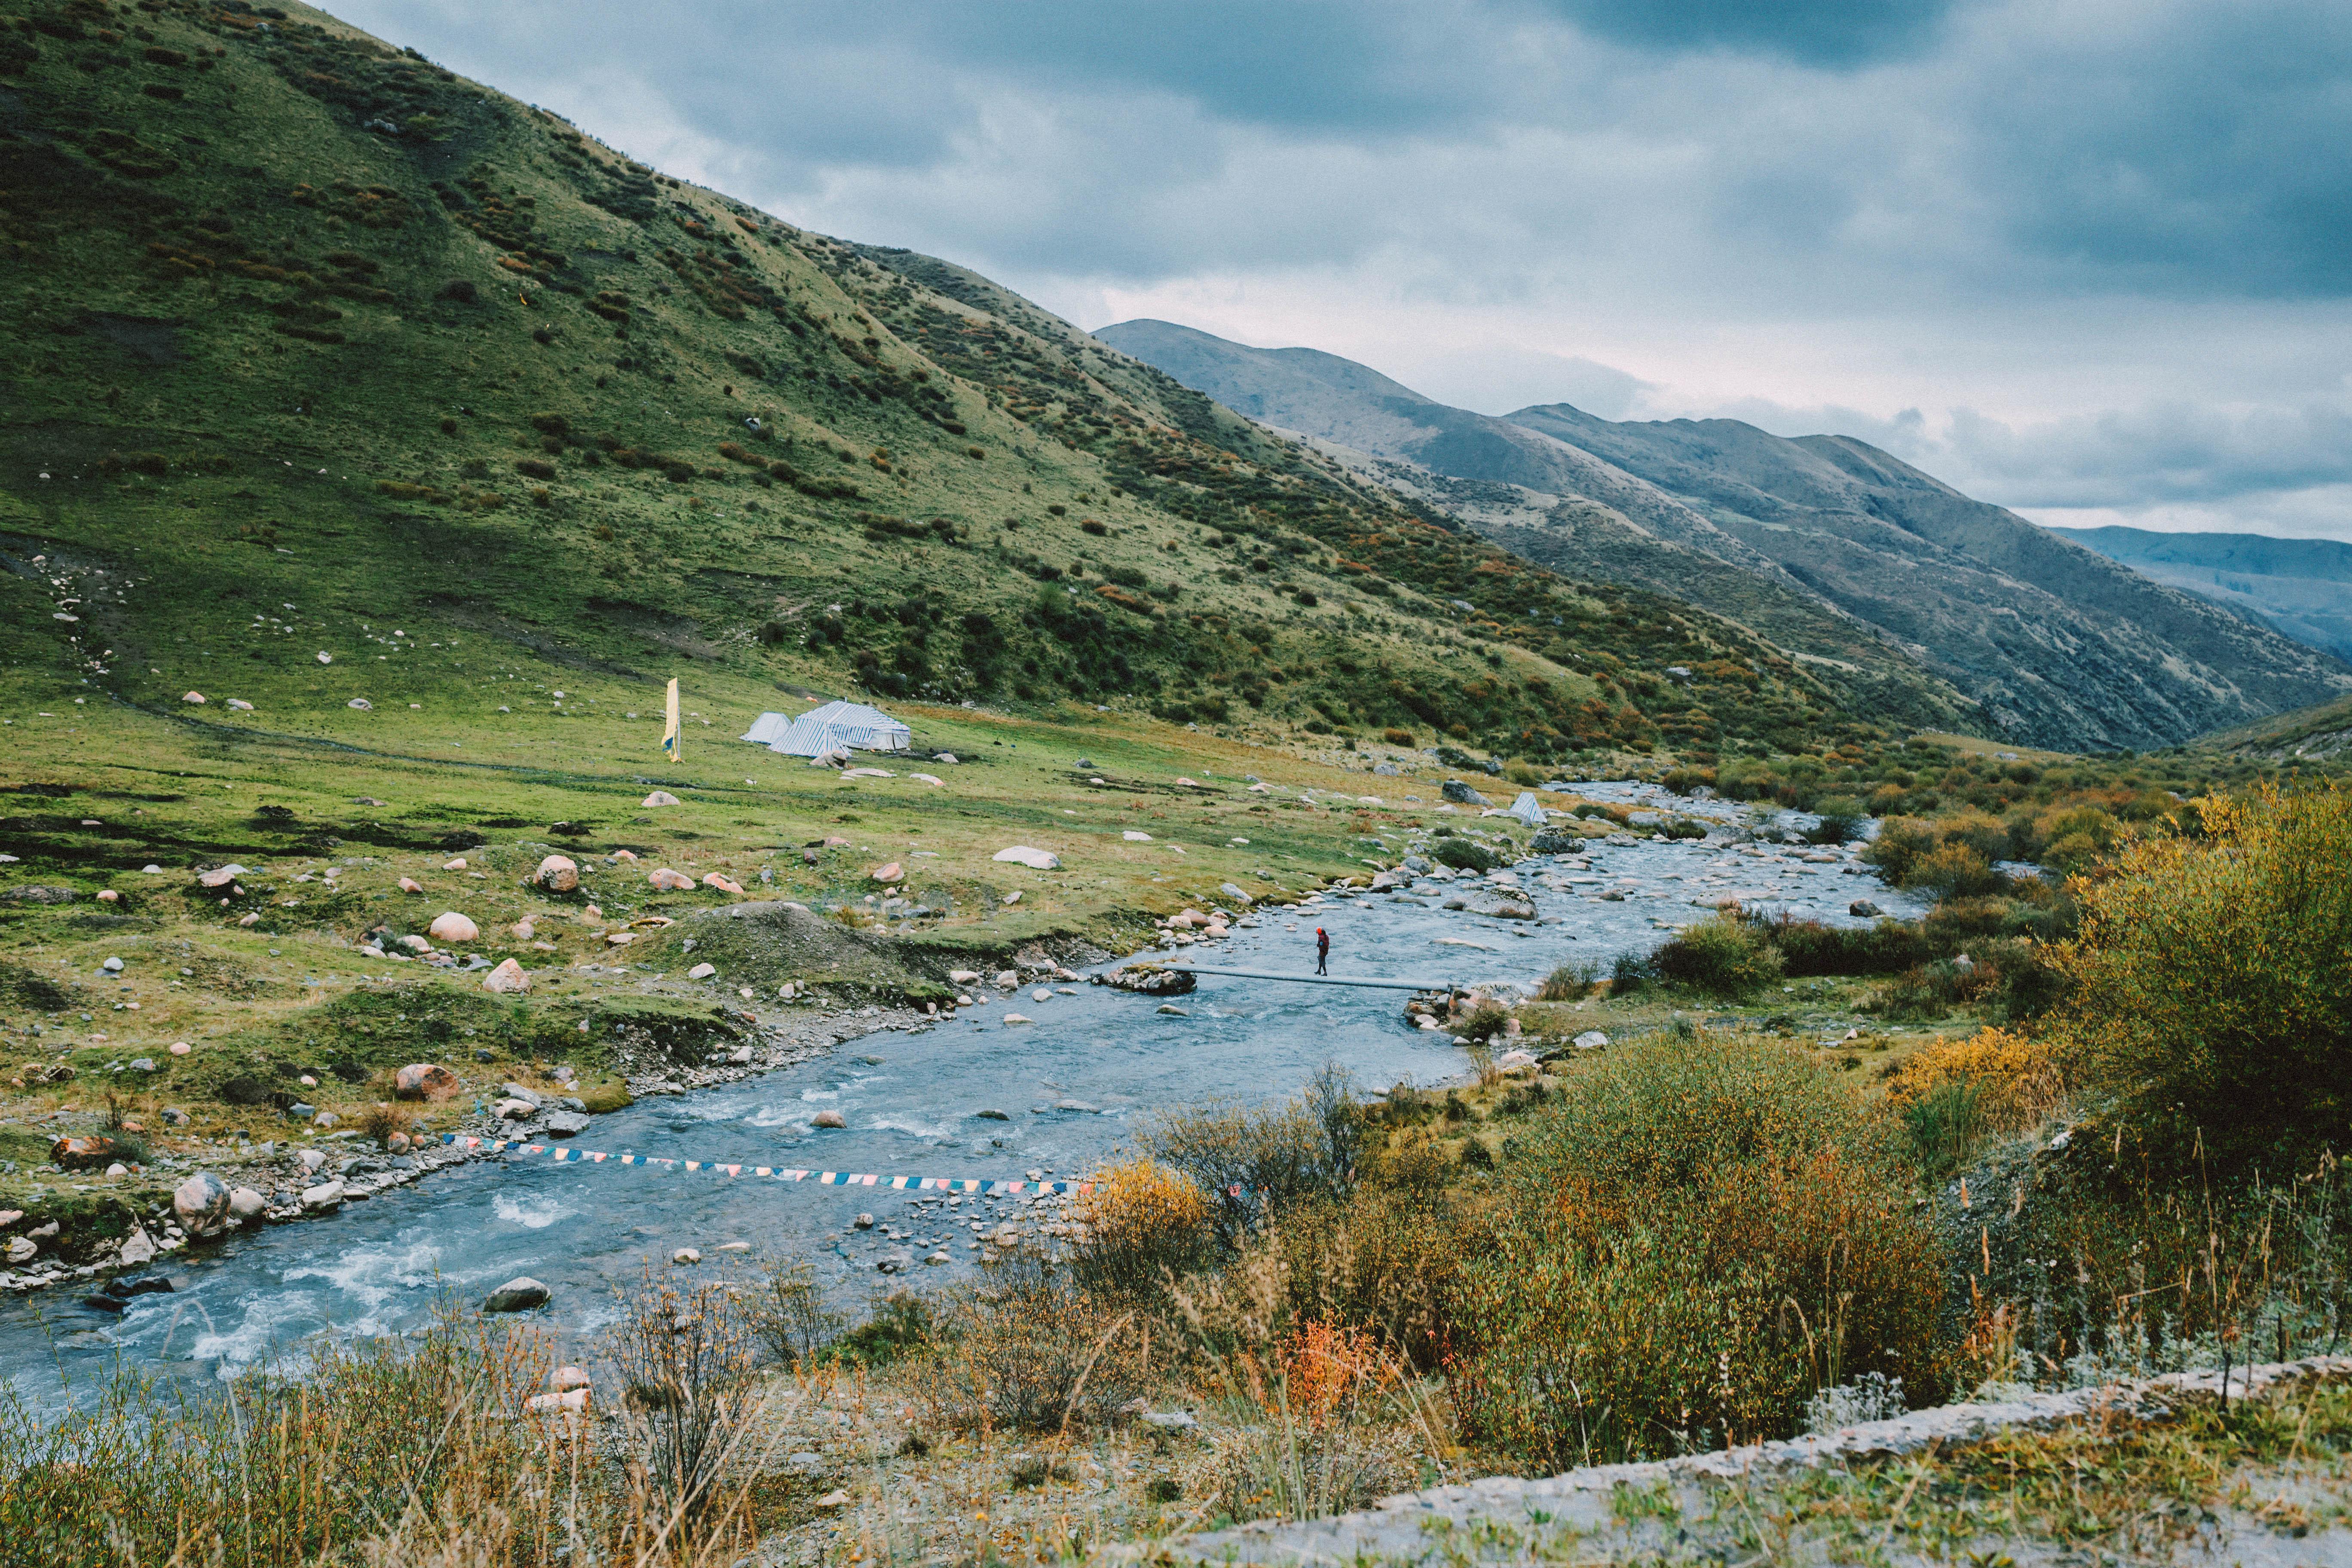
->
xmin=1064 ymin=1158 xmax=1216 ymax=1302
xmin=1885 ymin=1026 xmax=2065 ymax=1173
xmin=2050 ymin=782 xmax=2352 ymax=1171
xmin=1647 ymin=912 xmax=1784 ymax=997
xmin=1141 ymin=1065 xmax=1366 ymax=1253
xmin=1446 ymin=1034 xmax=1945 ymax=1468
xmin=1752 ymin=913 xmax=1929 ymax=977
xmin=918 ymin=1259 xmax=1151 ymax=1433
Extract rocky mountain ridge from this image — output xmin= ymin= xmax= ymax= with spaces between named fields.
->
xmin=1096 ymin=319 xmax=2352 ymax=751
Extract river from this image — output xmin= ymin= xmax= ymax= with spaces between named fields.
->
xmin=0 ymin=810 xmax=1921 ymax=1397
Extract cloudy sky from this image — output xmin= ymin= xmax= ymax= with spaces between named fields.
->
xmin=341 ymin=0 xmax=2352 ymax=540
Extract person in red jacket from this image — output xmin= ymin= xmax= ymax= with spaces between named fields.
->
xmin=1315 ymin=926 xmax=1330 ymax=975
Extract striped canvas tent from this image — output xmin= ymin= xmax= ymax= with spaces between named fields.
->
xmin=745 ymin=700 xmax=910 ymax=756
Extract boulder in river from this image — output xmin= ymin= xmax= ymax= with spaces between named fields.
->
xmin=1850 ymin=900 xmax=1882 ymax=917
xmin=395 ymin=1063 xmax=462 ymax=1102
xmin=812 ymin=1109 xmax=847 ymax=1129
xmin=481 ymin=959 xmax=530 ymax=994
xmin=1442 ymin=889 xmax=1537 ymax=921
xmin=542 ymin=1109 xmax=590 ymax=1137
xmin=173 ymin=1171 xmax=231 ymax=1237
xmin=1530 ymin=829 xmax=1586 ymax=855
xmin=484 ymin=1277 xmax=551 ymax=1312
xmin=533 ymin=855 xmax=579 ymax=893
xmin=1099 ymin=964 xmax=1196 ymax=995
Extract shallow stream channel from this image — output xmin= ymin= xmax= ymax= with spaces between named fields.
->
xmin=0 ymin=791 xmax=1923 ymax=1400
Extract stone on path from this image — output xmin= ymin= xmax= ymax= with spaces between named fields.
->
xmin=482 ymin=958 xmax=530 ymax=994
xmin=533 ymin=855 xmax=578 ymax=893
xmin=992 ymin=845 xmax=1060 ymax=870
xmin=484 ymin=1277 xmax=551 ymax=1312
xmin=395 ymin=1062 xmax=462 ymax=1101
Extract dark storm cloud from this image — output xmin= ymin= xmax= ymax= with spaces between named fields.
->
xmin=1537 ymin=0 xmax=1957 ymax=66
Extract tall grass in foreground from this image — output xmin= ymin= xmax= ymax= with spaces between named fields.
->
xmin=0 ymin=1291 xmax=785 ymax=1568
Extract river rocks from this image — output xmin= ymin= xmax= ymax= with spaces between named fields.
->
xmin=925 ymin=1250 xmax=950 ymax=1266
xmin=296 ymin=1147 xmax=328 ymax=1173
xmin=427 ymin=911 xmax=479 ymax=943
xmin=1530 ymin=829 xmax=1586 ymax=855
xmin=1158 ymin=1004 xmax=1189 ymax=1016
xmin=395 ymin=1063 xmax=462 ymax=1102
xmin=230 ymin=1187 xmax=268 ymax=1219
xmin=533 ymin=855 xmax=579 ymax=893
xmin=1099 ymin=965 xmax=1196 ymax=995
xmin=1442 ymin=889 xmax=1538 ymax=920
xmin=493 ymin=1097 xmax=539 ymax=1121
xmin=1441 ymin=780 xmax=1488 ymax=805
xmin=672 ymin=1247 xmax=701 ymax=1265
xmin=484 ymin=1276 xmax=551 ymax=1312
xmin=642 ymin=790 xmax=681 ymax=807
xmin=5 ymin=1237 xmax=35 ymax=1264
xmin=543 ymin=1110 xmax=590 ymax=1137
xmin=949 ymin=968 xmax=981 ymax=984
xmin=51 ymin=1135 xmax=122 ymax=1171
xmin=1219 ymin=882 xmax=1255 ymax=905
xmin=687 ymin=962 xmax=717 ymax=979
xmin=300 ymin=1179 xmax=345 ymax=1212
xmin=1001 ymin=1013 xmax=1033 ymax=1025
xmin=1850 ymin=900 xmax=1882 ymax=917
xmin=648 ymin=867 xmax=694 ymax=891
xmin=974 ymin=1108 xmax=1011 ymax=1121
xmin=812 ymin=1109 xmax=847 ymax=1129
xmin=482 ymin=959 xmax=530 ymax=994
xmin=875 ymin=1250 xmax=914 ymax=1274
xmin=173 ymin=1172 xmax=232 ymax=1237
xmin=992 ymin=845 xmax=1060 ymax=870
xmin=854 ymin=1213 xmax=875 ymax=1228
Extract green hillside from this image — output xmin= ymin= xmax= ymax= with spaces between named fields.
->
xmin=0 ymin=0 xmax=1889 ymax=768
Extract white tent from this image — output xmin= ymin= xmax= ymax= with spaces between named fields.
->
xmin=743 ymin=700 xmax=911 ymax=756
xmin=739 ymin=711 xmax=793 ymax=747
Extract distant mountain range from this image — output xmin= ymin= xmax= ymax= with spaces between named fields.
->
xmin=1095 ymin=319 xmax=2352 ymax=752
xmin=2049 ymin=526 xmax=2352 ymax=668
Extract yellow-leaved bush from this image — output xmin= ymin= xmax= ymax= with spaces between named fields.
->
xmin=2050 ymin=781 xmax=2352 ymax=1169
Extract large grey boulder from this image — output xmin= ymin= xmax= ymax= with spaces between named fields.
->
xmin=172 ymin=1171 xmax=232 ymax=1237
xmin=1531 ymin=829 xmax=1586 ymax=855
xmin=1442 ymin=889 xmax=1537 ymax=921
xmin=1441 ymin=780 xmax=1487 ymax=805
xmin=484 ymin=1277 xmax=551 ymax=1312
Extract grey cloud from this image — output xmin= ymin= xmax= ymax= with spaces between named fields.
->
xmin=1536 ymin=0 xmax=1957 ymax=65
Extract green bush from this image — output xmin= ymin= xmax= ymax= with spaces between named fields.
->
xmin=1431 ymin=838 xmax=1499 ymax=872
xmin=2054 ymin=784 xmax=2352 ymax=1171
xmin=1141 ymin=1064 xmax=1365 ymax=1252
xmin=1448 ymin=1035 xmax=1943 ymax=1467
xmin=1756 ymin=915 xmax=1929 ymax=977
xmin=1808 ymin=795 xmax=1865 ymax=844
xmin=1648 ymin=913 xmax=1785 ymax=997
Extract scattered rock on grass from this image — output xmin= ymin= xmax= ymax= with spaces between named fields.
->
xmin=533 ymin=855 xmax=579 ymax=892
xmin=427 ymin=911 xmax=478 ymax=943
xmin=481 ymin=959 xmax=530 ymax=994
xmin=395 ymin=1063 xmax=462 ymax=1101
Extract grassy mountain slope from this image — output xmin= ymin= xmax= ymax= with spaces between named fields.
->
xmin=2052 ymin=524 xmax=2352 ymax=666
xmin=0 ymin=0 xmax=1899 ymax=777
xmin=1096 ymin=318 xmax=2352 ymax=752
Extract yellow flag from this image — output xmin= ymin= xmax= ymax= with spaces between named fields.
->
xmin=661 ymin=678 xmax=680 ymax=765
